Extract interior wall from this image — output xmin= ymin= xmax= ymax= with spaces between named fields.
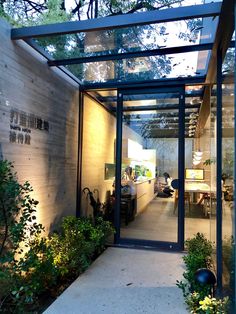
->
xmin=81 ymin=95 xmax=143 ymax=216
xmin=0 ymin=19 xmax=79 ymax=233
xmin=81 ymin=96 xmax=116 ymax=216
xmin=146 ymin=138 xmax=193 ymax=179
xmin=196 ymin=115 xmax=211 ymax=184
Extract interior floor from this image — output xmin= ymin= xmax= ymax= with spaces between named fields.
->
xmin=120 ymin=197 xmax=213 ymax=242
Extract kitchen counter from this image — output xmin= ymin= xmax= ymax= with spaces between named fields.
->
xmin=134 ymin=178 xmax=156 ymax=185
xmin=135 ymin=178 xmax=156 ymax=214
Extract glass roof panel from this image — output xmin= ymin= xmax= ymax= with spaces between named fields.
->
xmin=65 ymin=50 xmax=210 ymax=83
xmin=35 ymin=16 xmax=218 ymax=60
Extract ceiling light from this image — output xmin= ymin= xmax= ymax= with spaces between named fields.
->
xmin=194 ymin=151 xmax=203 ymax=157
xmin=190 ymin=113 xmax=199 ymax=118
xmin=193 ymin=155 xmax=202 ymax=161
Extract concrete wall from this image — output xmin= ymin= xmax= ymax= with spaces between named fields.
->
xmin=0 ymin=19 xmax=79 ymax=233
xmin=146 ymin=138 xmax=193 ymax=179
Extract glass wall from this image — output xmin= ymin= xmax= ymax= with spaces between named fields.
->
xmin=222 ymin=46 xmax=235 ymax=301
xmin=210 ymin=87 xmax=217 ymax=248
xmin=119 ymin=92 xmax=179 ymax=243
xmin=184 ymin=86 xmax=212 ymax=241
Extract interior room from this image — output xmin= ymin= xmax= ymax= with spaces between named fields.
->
xmin=81 ymin=84 xmax=220 ymax=244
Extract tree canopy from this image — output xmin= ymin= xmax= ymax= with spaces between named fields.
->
xmin=0 ymin=0 xmax=187 ymax=26
xmin=0 ymin=0 xmax=203 ymax=83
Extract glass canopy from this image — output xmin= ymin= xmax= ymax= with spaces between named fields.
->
xmin=11 ymin=1 xmax=225 ymax=86
xmin=35 ymin=16 xmax=217 ymax=59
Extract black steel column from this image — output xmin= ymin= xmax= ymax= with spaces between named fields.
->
xmin=234 ymin=1 xmax=236 ymax=309
xmin=76 ymin=91 xmax=84 ymax=218
xmin=178 ymin=88 xmax=185 ymax=250
xmin=114 ymin=91 xmax=123 ymax=243
xmin=216 ymin=48 xmax=223 ymax=291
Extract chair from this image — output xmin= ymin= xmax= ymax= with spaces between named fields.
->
xmin=173 ymin=189 xmax=191 ymax=214
xmin=120 ymin=194 xmax=136 ymax=225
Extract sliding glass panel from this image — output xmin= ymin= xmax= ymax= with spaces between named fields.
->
xmin=119 ymin=92 xmax=179 ymax=242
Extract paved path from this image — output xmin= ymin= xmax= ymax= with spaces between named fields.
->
xmin=44 ymin=247 xmax=188 ymax=314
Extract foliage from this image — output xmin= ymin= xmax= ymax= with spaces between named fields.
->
xmin=177 ymin=233 xmax=231 ymax=313
xmin=203 ymin=159 xmax=216 ymax=166
xmin=0 ymin=160 xmax=58 ymax=311
xmin=0 ymin=160 xmax=114 ymax=311
xmin=176 ymin=233 xmax=214 ymax=304
xmin=186 ymin=292 xmax=229 ymax=314
xmin=50 ymin=216 xmax=114 ymax=279
xmin=0 ymin=0 xmax=70 ymax=26
xmin=0 ymin=0 xmax=202 ymax=83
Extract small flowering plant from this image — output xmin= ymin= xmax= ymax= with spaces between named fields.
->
xmin=187 ymin=292 xmax=229 ymax=314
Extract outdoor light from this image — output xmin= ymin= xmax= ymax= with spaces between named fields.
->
xmin=195 ymin=268 xmax=216 ymax=296
xmin=189 ymin=125 xmax=196 ymax=129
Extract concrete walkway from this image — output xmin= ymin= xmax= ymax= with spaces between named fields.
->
xmin=44 ymin=247 xmax=188 ymax=314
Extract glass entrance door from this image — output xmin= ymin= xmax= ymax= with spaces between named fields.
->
xmin=114 ymin=87 xmax=185 ymax=250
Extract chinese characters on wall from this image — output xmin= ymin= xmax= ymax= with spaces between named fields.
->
xmin=9 ymin=109 xmax=49 ymax=145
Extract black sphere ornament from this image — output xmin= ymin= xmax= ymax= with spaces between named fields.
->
xmin=195 ymin=268 xmax=216 ymax=286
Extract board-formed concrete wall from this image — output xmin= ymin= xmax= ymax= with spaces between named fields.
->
xmin=0 ymin=19 xmax=79 ymax=233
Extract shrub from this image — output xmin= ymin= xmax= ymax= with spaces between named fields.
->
xmin=0 ymin=160 xmax=58 ymax=311
xmin=185 ymin=233 xmax=213 ymax=257
xmin=177 ymin=233 xmax=214 ymax=303
xmin=0 ymin=160 xmax=115 ymax=311
xmin=50 ymin=216 xmax=114 ymax=279
xmin=186 ymin=292 xmax=229 ymax=313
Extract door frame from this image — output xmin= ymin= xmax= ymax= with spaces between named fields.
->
xmin=114 ymin=86 xmax=185 ymax=251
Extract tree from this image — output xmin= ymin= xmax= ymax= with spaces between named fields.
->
xmin=0 ymin=0 xmax=202 ymax=82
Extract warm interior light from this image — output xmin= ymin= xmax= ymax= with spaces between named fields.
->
xmin=193 ymin=160 xmax=201 ymax=165
xmin=193 ymin=155 xmax=202 ymax=161
xmin=194 ymin=151 xmax=203 ymax=157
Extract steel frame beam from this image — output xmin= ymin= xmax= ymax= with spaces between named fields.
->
xmin=121 ymin=104 xmax=200 ymax=112
xmin=11 ymin=2 xmax=221 ymax=40
xmin=82 ymin=76 xmax=206 ymax=90
xmin=47 ymin=43 xmax=213 ymax=66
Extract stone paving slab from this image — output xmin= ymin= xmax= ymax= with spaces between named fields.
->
xmin=44 ymin=247 xmax=188 ymax=314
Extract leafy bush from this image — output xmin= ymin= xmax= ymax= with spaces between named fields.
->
xmin=50 ymin=216 xmax=114 ymax=279
xmin=0 ymin=160 xmax=58 ymax=311
xmin=177 ymin=233 xmax=214 ymax=304
xmin=186 ymin=292 xmax=229 ymax=313
xmin=185 ymin=233 xmax=213 ymax=257
xmin=0 ymin=160 xmax=114 ymax=311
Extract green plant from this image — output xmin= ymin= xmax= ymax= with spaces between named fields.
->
xmin=50 ymin=216 xmax=114 ymax=279
xmin=203 ymin=159 xmax=216 ymax=166
xmin=186 ymin=292 xmax=229 ymax=313
xmin=0 ymin=160 xmax=57 ymax=311
xmin=177 ymin=233 xmax=215 ymax=305
xmin=0 ymin=160 xmax=114 ymax=311
xmin=185 ymin=233 xmax=213 ymax=257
